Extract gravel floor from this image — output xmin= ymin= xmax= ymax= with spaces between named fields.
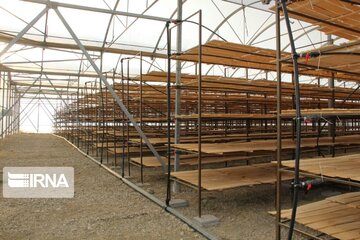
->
xmin=0 ymin=133 xmax=204 ymax=240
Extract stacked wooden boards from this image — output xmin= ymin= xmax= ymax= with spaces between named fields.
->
xmin=281 ymin=0 xmax=360 ymax=40
xmin=130 ymin=154 xmax=266 ymax=167
xmin=173 ymin=135 xmax=360 ymax=155
xmin=171 ymin=163 xmax=293 ymax=191
xmin=173 ymin=40 xmax=360 ymax=82
xmin=280 ymin=192 xmax=360 ymax=240
xmin=281 ymin=153 xmax=360 ymax=182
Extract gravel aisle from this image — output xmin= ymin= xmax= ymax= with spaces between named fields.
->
xmin=0 ymin=133 xmax=204 ymax=240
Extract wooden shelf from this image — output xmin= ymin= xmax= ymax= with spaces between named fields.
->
xmin=276 ymin=0 xmax=360 ymax=40
xmin=173 ymin=40 xmax=360 ymax=82
xmin=173 ymin=135 xmax=360 ymax=155
xmin=171 ymin=163 xmax=293 ymax=191
xmin=130 ymin=154 xmax=266 ymax=168
xmin=278 ymin=192 xmax=360 ymax=240
xmin=281 ymin=153 xmax=360 ymax=182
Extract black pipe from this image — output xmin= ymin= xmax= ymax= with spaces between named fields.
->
xmin=278 ymin=1 xmax=302 ymax=239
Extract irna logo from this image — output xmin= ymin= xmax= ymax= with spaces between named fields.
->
xmin=3 ymin=167 xmax=74 ymax=198
xmin=8 ymin=172 xmax=69 ymax=188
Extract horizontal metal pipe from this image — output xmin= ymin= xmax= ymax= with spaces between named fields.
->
xmin=21 ymin=0 xmax=173 ymax=22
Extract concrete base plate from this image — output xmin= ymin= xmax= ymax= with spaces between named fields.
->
xmin=169 ymin=199 xmax=188 ymax=208
xmin=193 ymin=215 xmax=219 ymax=227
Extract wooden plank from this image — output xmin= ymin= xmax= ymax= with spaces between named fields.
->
xmin=281 ymin=153 xmax=360 ymax=183
xmin=279 ymin=192 xmax=360 ymax=239
xmin=174 ymin=135 xmax=360 ymax=155
xmin=275 ymin=0 xmax=360 ymax=40
xmin=174 ymin=40 xmax=360 ymax=82
xmin=130 ymin=155 xmax=266 ymax=167
xmin=171 ymin=163 xmax=293 ymax=191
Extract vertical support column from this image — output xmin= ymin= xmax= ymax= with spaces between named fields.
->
xmin=245 ymin=68 xmax=250 ymax=143
xmin=327 ymin=35 xmax=336 ymax=157
xmin=11 ymin=87 xmax=15 ymax=134
xmin=173 ymin=0 xmax=183 ymax=192
xmin=140 ymin=52 xmax=144 ymax=184
xmin=5 ymin=74 xmax=10 ymax=136
xmin=197 ymin=10 xmax=203 ymax=218
xmin=329 ymin=73 xmax=335 ymax=156
xmin=275 ymin=2 xmax=282 ymax=239
xmin=17 ymin=93 xmax=20 ymax=133
xmin=121 ymin=60 xmax=126 ymax=177
xmin=8 ymin=75 xmax=12 ymax=135
xmin=76 ymin=78 xmax=80 ymax=147
xmin=37 ymin=99 xmax=40 ymax=133
xmin=166 ymin=22 xmax=172 ymax=205
xmin=126 ymin=60 xmax=131 ymax=176
xmin=317 ymin=78 xmax=322 ymax=156
xmin=85 ymin=82 xmax=90 ymax=154
xmin=8 ymin=80 xmax=12 ymax=135
xmin=1 ymin=72 xmax=4 ymax=138
xmin=112 ymin=70 xmax=117 ymax=166
xmin=100 ymin=76 xmax=106 ymax=163
xmin=95 ymin=81 xmax=100 ymax=157
xmin=14 ymin=90 xmax=17 ymax=134
xmin=91 ymin=82 xmax=95 ymax=156
xmin=105 ymin=81 xmax=109 ymax=163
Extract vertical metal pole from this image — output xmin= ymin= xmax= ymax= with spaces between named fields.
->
xmin=317 ymin=78 xmax=321 ymax=156
xmin=105 ymin=80 xmax=109 ymax=163
xmin=166 ymin=22 xmax=172 ymax=206
xmin=173 ymin=0 xmax=183 ymax=193
xmin=95 ymin=81 xmax=100 ymax=157
xmin=11 ymin=88 xmax=15 ymax=134
xmin=9 ymin=85 xmax=12 ymax=135
xmin=327 ymin=34 xmax=335 ymax=157
xmin=85 ymin=82 xmax=90 ymax=154
xmin=37 ymin=99 xmax=40 ymax=133
xmin=91 ymin=82 xmax=95 ymax=155
xmin=197 ymin=10 xmax=202 ymax=218
xmin=8 ymin=80 xmax=12 ymax=135
xmin=113 ymin=70 xmax=117 ymax=166
xmin=13 ymin=92 xmax=17 ymax=133
xmin=5 ymin=75 xmax=9 ymax=136
xmin=76 ymin=78 xmax=80 ymax=147
xmin=329 ymin=73 xmax=335 ymax=157
xmin=1 ymin=72 xmax=4 ymax=137
xmin=275 ymin=1 xmax=282 ymax=239
xmin=121 ymin=60 xmax=126 ymax=177
xmin=140 ymin=52 xmax=144 ymax=184
xmin=17 ymin=93 xmax=20 ymax=133
xmin=100 ymin=76 xmax=105 ymax=163
xmin=8 ymin=84 xmax=11 ymax=135
xmin=245 ymin=69 xmax=250 ymax=143
xmin=126 ymin=60 xmax=131 ymax=176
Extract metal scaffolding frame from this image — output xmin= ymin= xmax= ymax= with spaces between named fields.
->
xmin=1 ymin=1 xmax=358 ymax=239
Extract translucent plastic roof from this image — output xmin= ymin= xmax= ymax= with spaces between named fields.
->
xmin=0 ymin=0 xmax=353 ymax=133
xmin=0 ymin=0 xmax=341 ymax=79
